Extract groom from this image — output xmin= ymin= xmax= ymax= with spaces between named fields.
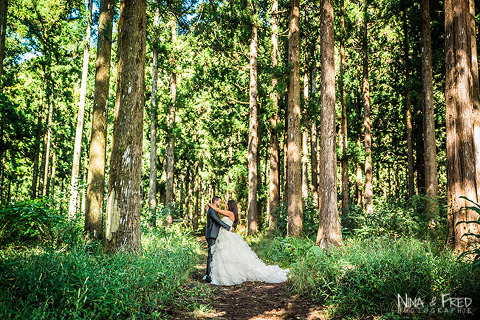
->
xmin=203 ymin=195 xmax=233 ymax=283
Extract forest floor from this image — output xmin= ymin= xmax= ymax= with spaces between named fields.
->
xmin=166 ymin=237 xmax=326 ymax=320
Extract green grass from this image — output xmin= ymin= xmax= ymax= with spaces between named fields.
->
xmin=253 ymin=235 xmax=480 ymax=319
xmin=0 ymin=226 xmax=202 ymax=319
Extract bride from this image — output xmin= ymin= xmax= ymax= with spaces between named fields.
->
xmin=206 ymin=200 xmax=289 ymax=286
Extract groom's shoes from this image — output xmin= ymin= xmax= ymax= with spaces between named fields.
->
xmin=202 ymin=275 xmax=212 ymax=283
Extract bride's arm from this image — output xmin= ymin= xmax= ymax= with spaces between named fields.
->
xmin=207 ymin=203 xmax=234 ymax=220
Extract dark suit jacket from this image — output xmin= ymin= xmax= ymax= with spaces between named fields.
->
xmin=205 ymin=207 xmax=231 ymax=239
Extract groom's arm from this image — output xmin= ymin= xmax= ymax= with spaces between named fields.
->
xmin=208 ymin=208 xmax=233 ymax=231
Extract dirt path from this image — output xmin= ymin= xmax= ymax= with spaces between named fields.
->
xmin=167 ymin=237 xmax=325 ymax=320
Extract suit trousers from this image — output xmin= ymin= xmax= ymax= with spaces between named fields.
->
xmin=206 ymin=238 xmax=216 ymax=277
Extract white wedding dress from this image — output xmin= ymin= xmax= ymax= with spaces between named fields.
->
xmin=210 ymin=216 xmax=289 ymax=286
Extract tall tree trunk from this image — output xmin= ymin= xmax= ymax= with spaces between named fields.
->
xmin=50 ymin=150 xmax=56 ymax=198
xmin=421 ymin=0 xmax=439 ymax=215
xmin=248 ymin=14 xmax=259 ymax=235
xmin=165 ymin=17 xmax=177 ymax=225
xmin=302 ymin=72 xmax=310 ymax=199
xmin=287 ymin=0 xmax=303 ymax=236
xmin=339 ymin=0 xmax=349 ymax=214
xmin=355 ymin=66 xmax=363 ymax=207
xmin=302 ymin=72 xmax=309 ymax=199
xmin=469 ymin=0 xmax=480 ymax=201
xmin=85 ymin=0 xmax=114 ymax=240
xmin=268 ymin=0 xmax=280 ymax=229
xmin=445 ymin=0 xmax=479 ymax=252
xmin=69 ymin=0 xmax=93 ymax=218
xmin=40 ymin=79 xmax=53 ymax=197
xmin=104 ymin=0 xmax=146 ymax=254
xmin=404 ymin=11 xmax=415 ymax=198
xmin=317 ymin=0 xmax=343 ymax=248
xmin=283 ymin=102 xmax=288 ymax=203
xmin=302 ymin=129 xmax=308 ymax=198
xmin=80 ymin=156 xmax=87 ymax=213
xmin=179 ymin=173 xmax=184 ymax=215
xmin=183 ymin=168 xmax=190 ymax=223
xmin=149 ymin=8 xmax=160 ymax=227
xmin=31 ymin=94 xmax=44 ymax=199
xmin=362 ymin=1 xmax=373 ymax=214
xmin=310 ymin=65 xmax=319 ymax=208
xmin=0 ymin=0 xmax=7 ymax=85
xmin=193 ymin=160 xmax=200 ymax=231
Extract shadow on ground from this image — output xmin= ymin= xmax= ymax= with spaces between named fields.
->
xmin=166 ymin=237 xmax=325 ymax=320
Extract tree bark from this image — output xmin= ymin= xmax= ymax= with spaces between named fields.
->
xmin=310 ymin=65 xmax=319 ymax=208
xmin=302 ymin=129 xmax=308 ymax=199
xmin=85 ymin=0 xmax=114 ymax=240
xmin=302 ymin=72 xmax=309 ymax=199
xmin=445 ymin=0 xmax=479 ymax=252
xmin=355 ymin=66 xmax=363 ymax=207
xmin=0 ymin=0 xmax=7 ymax=85
xmin=40 ymin=75 xmax=53 ymax=197
xmin=31 ymin=93 xmax=44 ymax=199
xmin=149 ymin=8 xmax=160 ymax=227
xmin=50 ymin=150 xmax=56 ymax=198
xmin=317 ymin=0 xmax=343 ymax=249
xmin=404 ymin=10 xmax=415 ymax=198
xmin=287 ymin=0 xmax=303 ymax=236
xmin=421 ymin=0 xmax=439 ymax=215
xmin=165 ymin=17 xmax=177 ymax=224
xmin=362 ymin=1 xmax=373 ymax=214
xmin=104 ymin=0 xmax=146 ymax=254
xmin=69 ymin=0 xmax=93 ymax=218
xmin=339 ymin=0 xmax=348 ymax=214
xmin=469 ymin=0 xmax=480 ymax=201
xmin=248 ymin=14 xmax=259 ymax=235
xmin=268 ymin=0 xmax=280 ymax=229
xmin=183 ymin=168 xmax=190 ymax=223
xmin=193 ymin=160 xmax=200 ymax=230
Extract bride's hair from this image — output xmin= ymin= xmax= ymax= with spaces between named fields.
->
xmin=227 ymin=200 xmax=239 ymax=229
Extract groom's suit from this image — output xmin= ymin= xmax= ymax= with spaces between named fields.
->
xmin=205 ymin=207 xmax=232 ymax=281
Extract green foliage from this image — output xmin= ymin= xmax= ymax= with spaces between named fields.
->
xmin=457 ymin=197 xmax=480 ymax=271
xmin=0 ymin=199 xmax=65 ymax=248
xmin=0 ymin=224 xmax=201 ymax=320
xmin=287 ymin=237 xmax=480 ymax=319
xmin=341 ymin=195 xmax=448 ymax=244
xmin=250 ymin=235 xmax=314 ymax=269
xmin=270 ymin=197 xmax=320 ymax=240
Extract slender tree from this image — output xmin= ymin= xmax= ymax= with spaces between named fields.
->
xmin=104 ymin=0 xmax=146 ymax=253
xmin=310 ymin=62 xmax=319 ymax=208
xmin=302 ymin=73 xmax=309 ymax=199
xmin=31 ymin=90 xmax=44 ymax=199
xmin=149 ymin=8 xmax=160 ymax=227
xmin=287 ymin=0 xmax=303 ymax=236
xmin=362 ymin=0 xmax=373 ymax=214
xmin=84 ymin=0 xmax=115 ymax=240
xmin=445 ymin=0 xmax=479 ymax=252
xmin=247 ymin=9 xmax=259 ymax=235
xmin=420 ymin=0 xmax=438 ymax=215
xmin=165 ymin=16 xmax=177 ymax=225
xmin=0 ymin=0 xmax=7 ymax=85
xmin=404 ymin=10 xmax=415 ymax=198
xmin=193 ymin=160 xmax=200 ymax=230
xmin=268 ymin=0 xmax=280 ymax=229
xmin=316 ymin=0 xmax=343 ymax=249
xmin=39 ymin=71 xmax=53 ymax=197
xmin=339 ymin=0 xmax=348 ymax=213
xmin=68 ymin=0 xmax=93 ymax=219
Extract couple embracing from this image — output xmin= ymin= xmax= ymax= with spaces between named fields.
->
xmin=203 ymin=196 xmax=289 ymax=286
